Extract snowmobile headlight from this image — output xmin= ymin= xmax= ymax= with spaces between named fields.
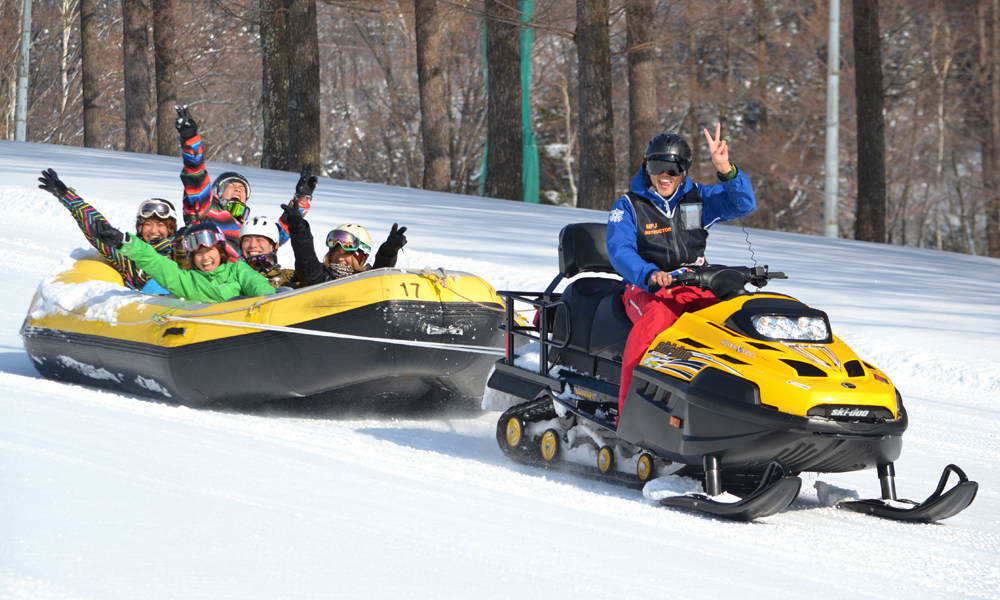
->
xmin=752 ymin=315 xmax=829 ymax=341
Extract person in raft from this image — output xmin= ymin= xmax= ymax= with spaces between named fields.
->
xmin=281 ymin=197 xmax=408 ymax=285
xmin=607 ymin=125 xmax=756 ymax=419
xmin=239 ymin=216 xmax=304 ymax=289
xmin=89 ymin=220 xmax=275 ymax=303
xmin=38 ymin=168 xmax=178 ymax=293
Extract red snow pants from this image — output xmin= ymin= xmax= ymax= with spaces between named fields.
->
xmin=619 ymin=285 xmax=718 ymax=416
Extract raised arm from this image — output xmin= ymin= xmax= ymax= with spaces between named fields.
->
xmin=276 ymin=164 xmax=315 ymax=247
xmin=38 ymin=169 xmax=151 ymax=291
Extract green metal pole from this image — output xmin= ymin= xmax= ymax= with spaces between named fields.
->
xmin=520 ymin=0 xmax=539 ymax=203
xmin=479 ymin=20 xmax=488 ymax=197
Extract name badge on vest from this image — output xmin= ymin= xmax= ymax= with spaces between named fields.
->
xmin=680 ymin=203 xmax=702 ymax=230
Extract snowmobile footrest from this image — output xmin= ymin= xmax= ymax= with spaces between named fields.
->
xmin=839 ymin=464 xmax=979 ymax=523
xmin=659 ymin=462 xmax=802 ymax=521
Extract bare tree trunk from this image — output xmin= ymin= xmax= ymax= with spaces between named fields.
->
xmin=80 ymin=0 xmax=101 ymax=147
xmin=687 ymin=28 xmax=700 ymax=182
xmin=484 ymin=0 xmax=522 ymax=200
xmin=558 ymin=73 xmax=577 ymax=206
xmin=122 ymin=0 xmax=152 ymax=153
xmin=626 ymin=0 xmax=656 ymax=175
xmin=152 ymin=0 xmax=177 ymax=156
xmin=576 ymin=0 xmax=615 ymax=210
xmin=260 ymin=0 xmax=289 ymax=170
xmin=286 ymin=0 xmax=320 ymax=171
xmin=415 ymin=0 xmax=450 ymax=191
xmin=756 ymin=0 xmax=768 ymax=128
xmin=56 ymin=0 xmax=77 ymax=145
xmin=852 ymin=0 xmax=886 ymax=243
xmin=976 ymin=0 xmax=1000 ymax=256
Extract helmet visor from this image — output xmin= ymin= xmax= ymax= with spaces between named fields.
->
xmin=138 ymin=200 xmax=174 ymax=220
xmin=246 ymin=252 xmax=278 ymax=272
xmin=182 ymin=228 xmax=226 ymax=253
xmin=226 ymin=200 xmax=250 ymax=221
xmin=646 ymin=158 xmax=688 ymax=177
xmin=326 ymin=230 xmax=372 ymax=254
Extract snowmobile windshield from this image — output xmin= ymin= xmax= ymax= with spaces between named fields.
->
xmin=752 ymin=315 xmax=829 ymax=341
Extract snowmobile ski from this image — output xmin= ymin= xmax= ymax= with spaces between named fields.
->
xmin=657 ymin=460 xmax=801 ymax=521
xmin=839 ymin=464 xmax=978 ymax=523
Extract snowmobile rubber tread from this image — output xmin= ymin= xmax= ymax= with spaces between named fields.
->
xmin=496 ymin=398 xmax=559 ymax=465
xmin=658 ymin=476 xmax=802 ymax=521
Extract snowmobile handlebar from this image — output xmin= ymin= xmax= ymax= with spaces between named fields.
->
xmin=652 ymin=265 xmax=788 ymax=300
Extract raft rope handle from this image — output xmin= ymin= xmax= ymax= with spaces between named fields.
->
xmin=417 ymin=268 xmax=507 ymax=314
xmin=158 ymin=314 xmax=506 ymax=356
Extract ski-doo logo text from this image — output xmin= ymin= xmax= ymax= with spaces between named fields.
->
xmin=721 ymin=340 xmax=755 ymax=358
xmin=652 ymin=342 xmax=692 ymax=361
xmin=831 ymin=408 xmax=870 ymax=418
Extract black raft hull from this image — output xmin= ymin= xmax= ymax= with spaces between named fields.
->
xmin=22 ymin=258 xmax=504 ymax=408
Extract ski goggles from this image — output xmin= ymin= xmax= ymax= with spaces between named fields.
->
xmin=226 ymin=200 xmax=250 ymax=221
xmin=646 ymin=158 xmax=689 ymax=177
xmin=182 ymin=228 xmax=227 ymax=253
xmin=137 ymin=199 xmax=175 ymax=220
xmin=326 ymin=230 xmax=371 ymax=254
xmin=246 ymin=252 xmax=278 ymax=272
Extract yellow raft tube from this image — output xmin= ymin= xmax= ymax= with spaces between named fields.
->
xmin=22 ymin=255 xmax=506 ymax=407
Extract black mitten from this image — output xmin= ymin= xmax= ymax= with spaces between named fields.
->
xmin=174 ymin=105 xmax=198 ymax=140
xmin=295 ymin=163 xmax=318 ymax=197
xmin=280 ymin=197 xmax=306 ymax=233
xmin=93 ymin=221 xmax=125 ymax=249
xmin=382 ymin=223 xmax=408 ymax=254
xmin=38 ymin=168 xmax=70 ymax=199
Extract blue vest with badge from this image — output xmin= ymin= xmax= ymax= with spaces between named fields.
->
xmin=625 ymin=184 xmax=707 ymax=273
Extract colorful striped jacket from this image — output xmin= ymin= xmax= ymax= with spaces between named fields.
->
xmin=56 ymin=189 xmax=176 ymax=291
xmin=179 ymin=134 xmax=310 ymax=261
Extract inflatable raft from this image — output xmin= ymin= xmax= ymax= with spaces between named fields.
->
xmin=21 ymin=254 xmax=505 ymax=407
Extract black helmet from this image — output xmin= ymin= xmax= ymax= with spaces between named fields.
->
xmin=211 ymin=172 xmax=251 ymax=201
xmin=644 ymin=133 xmax=692 ymax=171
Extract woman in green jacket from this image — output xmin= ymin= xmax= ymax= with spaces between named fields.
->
xmin=92 ymin=221 xmax=274 ymax=303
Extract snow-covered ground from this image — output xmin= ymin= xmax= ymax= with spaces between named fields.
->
xmin=2 ymin=140 xmax=999 ymax=599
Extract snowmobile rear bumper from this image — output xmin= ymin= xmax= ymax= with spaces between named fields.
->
xmin=618 ymin=365 xmax=907 ymax=474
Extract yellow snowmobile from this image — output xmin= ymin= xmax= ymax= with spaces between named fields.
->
xmin=489 ymin=223 xmax=977 ymax=521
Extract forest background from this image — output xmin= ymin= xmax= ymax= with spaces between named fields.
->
xmin=1 ymin=0 xmax=997 ymax=257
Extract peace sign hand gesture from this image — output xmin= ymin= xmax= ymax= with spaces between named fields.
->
xmin=703 ymin=122 xmax=732 ymax=175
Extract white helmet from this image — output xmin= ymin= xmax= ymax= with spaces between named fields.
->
xmin=240 ymin=216 xmax=279 ymax=245
xmin=326 ymin=223 xmax=372 ymax=254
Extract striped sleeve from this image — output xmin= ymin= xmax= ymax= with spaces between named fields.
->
xmin=179 ymin=133 xmax=241 ymax=261
xmin=57 ymin=190 xmax=149 ymax=290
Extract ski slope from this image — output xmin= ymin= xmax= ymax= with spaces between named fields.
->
xmin=1 ymin=140 xmax=999 ymax=599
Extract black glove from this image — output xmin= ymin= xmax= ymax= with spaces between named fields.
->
xmin=174 ymin=105 xmax=198 ymax=140
xmin=295 ymin=163 xmax=318 ymax=197
xmin=38 ymin=168 xmax=69 ymax=199
xmin=280 ymin=197 xmax=306 ymax=233
xmin=93 ymin=220 xmax=125 ymax=249
xmin=381 ymin=223 xmax=408 ymax=254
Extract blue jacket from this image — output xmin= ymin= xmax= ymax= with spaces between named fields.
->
xmin=607 ymin=166 xmax=756 ymax=291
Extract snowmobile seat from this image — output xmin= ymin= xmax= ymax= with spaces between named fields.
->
xmin=558 ymin=222 xmax=617 ymax=279
xmin=589 ymin=284 xmax=631 ymax=361
xmin=551 ymin=277 xmax=623 ymax=353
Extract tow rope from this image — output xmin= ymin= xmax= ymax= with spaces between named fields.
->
xmin=156 ymin=314 xmax=506 ymax=356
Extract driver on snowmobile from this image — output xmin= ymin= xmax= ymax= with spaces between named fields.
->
xmin=607 ymin=125 xmax=756 ymax=417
